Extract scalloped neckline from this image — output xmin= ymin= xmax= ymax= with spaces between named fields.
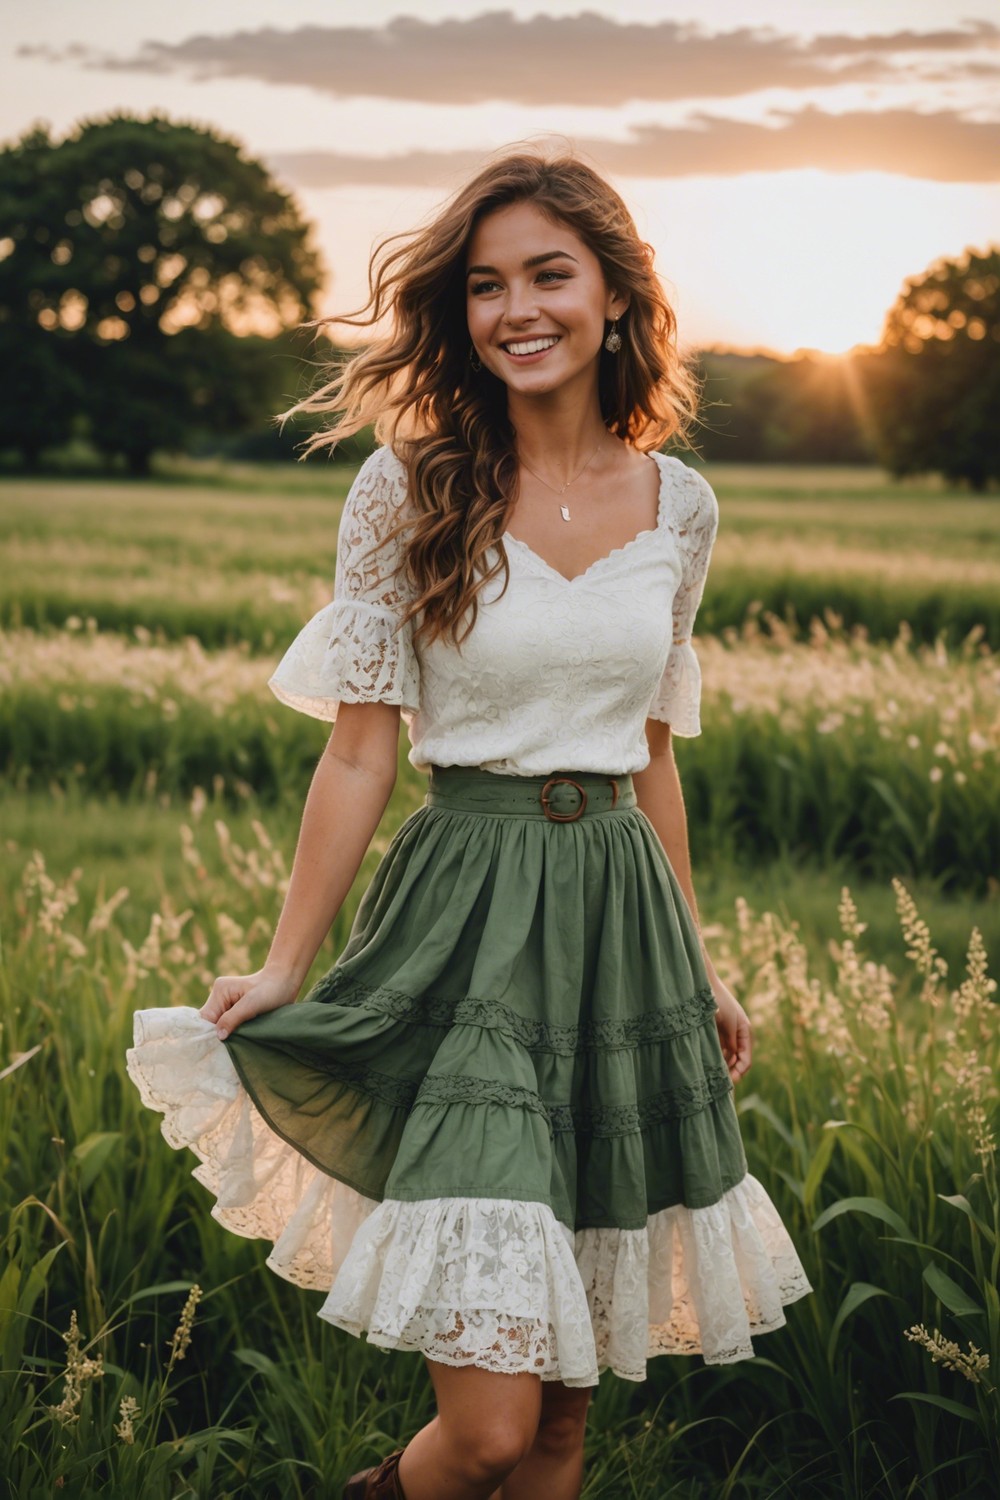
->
xmin=501 ymin=450 xmax=669 ymax=587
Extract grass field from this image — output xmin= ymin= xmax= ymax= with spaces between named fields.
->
xmin=1 ymin=461 xmax=997 ymax=1498
xmin=2 ymin=462 xmax=999 ymax=649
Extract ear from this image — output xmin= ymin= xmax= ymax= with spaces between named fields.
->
xmin=606 ymin=288 xmax=630 ymax=320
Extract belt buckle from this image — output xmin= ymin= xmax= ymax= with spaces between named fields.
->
xmin=540 ymin=776 xmax=587 ymax=822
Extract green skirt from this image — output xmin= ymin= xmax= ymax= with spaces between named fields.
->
xmin=126 ymin=763 xmax=813 ymax=1386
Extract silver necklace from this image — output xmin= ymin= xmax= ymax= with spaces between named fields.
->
xmin=517 ymin=434 xmax=607 ymax=521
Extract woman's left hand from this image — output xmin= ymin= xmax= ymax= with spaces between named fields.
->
xmin=708 ymin=970 xmax=752 ymax=1082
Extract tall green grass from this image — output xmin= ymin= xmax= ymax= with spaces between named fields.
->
xmin=2 ymin=468 xmax=998 ymax=649
xmin=0 ymin=811 xmax=996 ymax=1497
xmin=2 ymin=618 xmax=995 ymax=892
xmin=2 ymin=461 xmax=997 ymax=1495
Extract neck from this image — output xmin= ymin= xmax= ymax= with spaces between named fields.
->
xmin=507 ymin=381 xmax=611 ymax=473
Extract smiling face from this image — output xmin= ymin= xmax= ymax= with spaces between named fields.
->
xmin=465 ymin=200 xmax=628 ymax=397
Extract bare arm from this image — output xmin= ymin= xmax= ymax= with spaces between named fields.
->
xmin=264 ymin=699 xmax=402 ymax=988
xmin=633 ymin=716 xmax=752 ymax=1082
xmin=201 ymin=699 xmax=402 ymax=1035
xmin=632 ymin=717 xmax=707 ymax=953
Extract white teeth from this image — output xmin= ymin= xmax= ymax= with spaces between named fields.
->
xmin=504 ymin=336 xmax=559 ymax=355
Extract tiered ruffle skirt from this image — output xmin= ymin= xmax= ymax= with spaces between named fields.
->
xmin=125 ymin=764 xmax=813 ymax=1386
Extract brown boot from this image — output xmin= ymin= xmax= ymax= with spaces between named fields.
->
xmin=342 ymin=1446 xmax=408 ymax=1499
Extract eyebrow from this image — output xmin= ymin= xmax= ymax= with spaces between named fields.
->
xmin=466 ymin=250 xmax=579 ymax=277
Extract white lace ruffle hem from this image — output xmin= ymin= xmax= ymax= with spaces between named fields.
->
xmin=125 ymin=1007 xmax=813 ymax=1386
xmin=266 ymin=596 xmax=421 ymax=726
xmin=645 ymin=638 xmax=702 ymax=737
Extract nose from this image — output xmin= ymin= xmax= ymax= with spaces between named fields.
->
xmin=502 ymin=282 xmax=541 ymax=328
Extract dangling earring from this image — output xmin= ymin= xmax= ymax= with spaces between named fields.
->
xmin=604 ymin=318 xmax=622 ymax=354
xmin=469 ymin=343 xmax=482 ymax=372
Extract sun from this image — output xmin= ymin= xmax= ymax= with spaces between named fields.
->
xmin=641 ymin=167 xmax=980 ymax=355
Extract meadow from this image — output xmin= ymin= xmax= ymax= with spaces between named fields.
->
xmin=3 ymin=463 xmax=1000 ymax=651
xmin=0 ymin=461 xmax=997 ymax=1498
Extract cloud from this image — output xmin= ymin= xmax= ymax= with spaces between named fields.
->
xmin=19 ymin=12 xmax=1000 ymax=106
xmin=267 ymin=107 xmax=1000 ymax=188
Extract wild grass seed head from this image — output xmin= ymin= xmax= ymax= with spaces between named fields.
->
xmin=904 ymin=1324 xmax=991 ymax=1386
xmin=114 ymin=1394 xmax=140 ymax=1444
xmin=47 ymin=1310 xmax=105 ymax=1427
xmin=893 ymin=878 xmax=949 ymax=1008
xmin=165 ymin=1284 xmax=202 ymax=1371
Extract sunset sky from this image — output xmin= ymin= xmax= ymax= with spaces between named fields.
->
xmin=6 ymin=0 xmax=1000 ymax=356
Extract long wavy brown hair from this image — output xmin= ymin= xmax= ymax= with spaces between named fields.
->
xmin=279 ymin=142 xmax=703 ymax=651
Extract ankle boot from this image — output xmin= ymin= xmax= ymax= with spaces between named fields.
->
xmin=342 ymin=1445 xmax=408 ymax=1499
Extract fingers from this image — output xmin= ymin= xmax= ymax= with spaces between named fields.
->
xmin=199 ymin=970 xmax=295 ymax=1039
xmin=214 ymin=1005 xmax=245 ymax=1041
xmin=199 ymin=995 xmax=223 ymax=1023
xmin=730 ymin=1016 xmax=752 ymax=1081
xmin=199 ymin=977 xmax=243 ymax=1030
xmin=719 ymin=1015 xmax=753 ymax=1083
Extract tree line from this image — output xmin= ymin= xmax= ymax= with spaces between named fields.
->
xmin=2 ymin=113 xmax=998 ymax=488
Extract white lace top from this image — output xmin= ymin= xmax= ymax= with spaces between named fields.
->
xmin=267 ymin=444 xmax=719 ymax=777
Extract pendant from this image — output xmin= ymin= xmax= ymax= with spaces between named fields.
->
xmin=560 ymin=504 xmax=571 ymax=522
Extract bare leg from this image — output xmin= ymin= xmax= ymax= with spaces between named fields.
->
xmin=498 ymin=1379 xmax=592 ymax=1500
xmin=396 ymin=1360 xmax=542 ymax=1500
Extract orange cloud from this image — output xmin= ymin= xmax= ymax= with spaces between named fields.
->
xmin=19 ymin=13 xmax=1000 ymax=106
xmin=267 ymin=107 xmax=1000 ymax=186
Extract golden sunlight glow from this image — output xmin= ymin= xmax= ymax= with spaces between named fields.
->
xmin=299 ymin=161 xmax=1000 ymax=357
xmin=608 ymin=169 xmax=999 ymax=355
xmin=311 ymin=170 xmax=979 ymax=357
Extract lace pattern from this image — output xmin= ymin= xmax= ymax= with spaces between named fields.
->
xmin=413 ymin=1066 xmax=736 ymax=1136
xmin=312 ymin=973 xmax=720 ymax=1054
xmin=266 ymin=445 xmax=721 ymax=775
xmin=646 ymin=461 xmax=719 ymax=737
xmin=332 ymin=1180 xmax=814 ymax=1386
xmin=267 ymin=599 xmax=420 ymax=721
xmin=648 ymin=639 xmax=704 ymax=737
xmin=267 ymin=448 xmax=421 ymax=722
xmin=126 ymin=1007 xmax=813 ymax=1384
xmin=125 ymin=1007 xmax=380 ymax=1286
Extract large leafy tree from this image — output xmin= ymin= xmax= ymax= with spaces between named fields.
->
xmin=0 ymin=127 xmax=84 ymax=463
xmin=0 ymin=112 xmax=324 ymax=472
xmin=859 ymin=247 xmax=1000 ymax=492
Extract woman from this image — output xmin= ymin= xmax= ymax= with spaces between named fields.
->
xmin=125 ymin=145 xmax=813 ymax=1500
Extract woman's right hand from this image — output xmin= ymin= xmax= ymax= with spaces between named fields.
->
xmin=199 ymin=967 xmax=300 ymax=1039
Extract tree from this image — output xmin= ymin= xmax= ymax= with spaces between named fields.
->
xmin=858 ymin=247 xmax=1000 ymax=492
xmin=693 ymin=350 xmax=873 ymax=464
xmin=0 ymin=112 xmax=324 ymax=473
xmin=0 ymin=127 xmax=83 ymax=464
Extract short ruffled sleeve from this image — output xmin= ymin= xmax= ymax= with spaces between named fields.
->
xmin=267 ymin=445 xmax=421 ymax=722
xmin=646 ymin=463 xmax=719 ymax=737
